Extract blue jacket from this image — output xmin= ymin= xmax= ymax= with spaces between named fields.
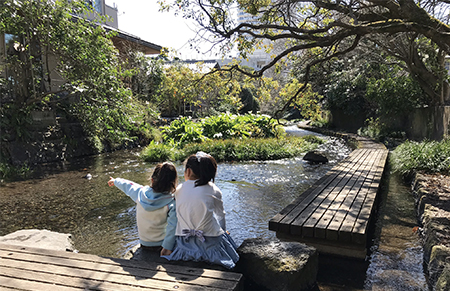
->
xmin=113 ymin=178 xmax=177 ymax=250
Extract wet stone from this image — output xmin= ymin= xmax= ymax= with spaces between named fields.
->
xmin=302 ymin=151 xmax=329 ymax=164
xmin=235 ymin=237 xmax=318 ymax=291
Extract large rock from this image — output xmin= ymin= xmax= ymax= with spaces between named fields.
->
xmin=0 ymin=229 xmax=75 ymax=251
xmin=235 ymin=238 xmax=318 ymax=291
xmin=303 ymin=151 xmax=328 ymax=164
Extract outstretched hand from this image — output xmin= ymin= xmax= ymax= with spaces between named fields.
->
xmin=108 ymin=177 xmax=115 ymax=187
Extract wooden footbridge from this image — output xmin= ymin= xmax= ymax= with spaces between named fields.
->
xmin=0 ymin=243 xmax=243 ymax=290
xmin=269 ymin=134 xmax=389 ymax=259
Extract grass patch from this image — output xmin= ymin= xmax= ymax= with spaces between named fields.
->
xmin=0 ymin=162 xmax=32 ymax=182
xmin=390 ymin=139 xmax=450 ymax=176
xmin=140 ymin=135 xmax=325 ymax=163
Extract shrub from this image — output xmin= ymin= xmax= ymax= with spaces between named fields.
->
xmin=140 ymin=141 xmax=179 ymax=162
xmin=391 ymin=139 xmax=450 ymax=175
xmin=141 ymin=136 xmax=324 ymax=163
xmin=160 ymin=117 xmax=207 ymax=146
xmin=161 ymin=113 xmax=284 ymax=147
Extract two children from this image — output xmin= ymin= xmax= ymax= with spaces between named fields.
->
xmin=109 ymin=152 xmax=239 ymax=269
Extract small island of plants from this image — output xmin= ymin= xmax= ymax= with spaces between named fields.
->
xmin=140 ymin=113 xmax=325 ymax=162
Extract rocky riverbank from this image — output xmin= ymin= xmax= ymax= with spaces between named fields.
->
xmin=412 ymin=173 xmax=450 ymax=291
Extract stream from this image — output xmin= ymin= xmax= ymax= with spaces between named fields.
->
xmin=0 ymin=126 xmax=428 ymax=290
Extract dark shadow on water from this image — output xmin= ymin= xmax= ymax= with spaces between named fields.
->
xmin=316 ymin=255 xmax=369 ymax=291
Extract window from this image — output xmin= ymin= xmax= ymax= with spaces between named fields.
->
xmin=85 ymin=0 xmax=102 ymax=14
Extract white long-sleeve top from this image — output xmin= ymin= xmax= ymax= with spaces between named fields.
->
xmin=174 ymin=180 xmax=226 ymax=237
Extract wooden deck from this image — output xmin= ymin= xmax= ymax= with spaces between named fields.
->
xmin=0 ymin=243 xmax=243 ymax=290
xmin=269 ymin=144 xmax=389 ymax=259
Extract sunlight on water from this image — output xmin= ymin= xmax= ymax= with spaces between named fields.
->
xmin=0 ymin=128 xmax=351 ymax=258
xmin=0 ymin=126 xmax=429 ymax=290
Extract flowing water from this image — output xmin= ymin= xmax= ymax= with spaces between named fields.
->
xmin=0 ymin=126 xmax=428 ymax=290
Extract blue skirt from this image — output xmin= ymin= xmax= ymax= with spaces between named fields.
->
xmin=163 ymin=232 xmax=239 ymax=269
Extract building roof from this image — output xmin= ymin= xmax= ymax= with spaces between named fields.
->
xmin=105 ymin=26 xmax=162 ymax=55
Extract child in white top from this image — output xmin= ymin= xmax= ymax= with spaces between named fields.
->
xmin=163 ymin=152 xmax=239 ymax=269
xmin=108 ymin=162 xmax=178 ymax=256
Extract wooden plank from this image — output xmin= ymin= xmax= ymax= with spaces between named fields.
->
xmin=338 ymin=150 xmax=388 ymax=243
xmin=351 ymin=150 xmax=388 ymax=243
xmin=0 ymin=266 xmax=164 ymax=291
xmin=299 ymin=149 xmax=374 ymax=237
xmin=0 ymin=244 xmax=242 ymax=291
xmin=269 ymin=149 xmax=368 ymax=232
xmin=270 ymin=135 xmax=388 ymax=259
xmin=324 ymin=149 xmax=382 ymax=241
xmin=0 ymin=244 xmax=241 ymax=283
xmin=275 ymin=149 xmax=369 ymax=235
xmin=0 ymin=251 xmax=231 ymax=290
xmin=290 ymin=149 xmax=370 ymax=237
xmin=312 ymin=150 xmax=381 ymax=239
xmin=269 ymin=174 xmax=332 ymax=232
xmin=0 ymin=275 xmax=83 ymax=291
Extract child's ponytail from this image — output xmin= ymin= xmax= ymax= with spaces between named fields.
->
xmin=185 ymin=152 xmax=217 ymax=187
xmin=151 ymin=162 xmax=178 ymax=193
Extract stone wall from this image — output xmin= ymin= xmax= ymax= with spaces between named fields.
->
xmin=329 ymin=106 xmax=450 ymax=141
xmin=406 ymin=106 xmax=450 ymax=141
xmin=412 ymin=173 xmax=450 ymax=291
xmin=3 ymin=110 xmax=96 ymax=166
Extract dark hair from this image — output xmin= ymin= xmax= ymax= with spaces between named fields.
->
xmin=151 ymin=162 xmax=178 ymax=193
xmin=185 ymin=152 xmax=217 ymax=187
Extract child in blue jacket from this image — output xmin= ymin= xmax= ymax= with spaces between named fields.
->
xmin=108 ymin=162 xmax=178 ymax=256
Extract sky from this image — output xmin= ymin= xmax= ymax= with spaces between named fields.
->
xmin=104 ymin=0 xmax=212 ymax=60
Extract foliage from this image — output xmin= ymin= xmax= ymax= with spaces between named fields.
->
xmin=159 ymin=0 xmax=450 ymax=109
xmin=357 ymin=118 xmax=385 ymax=140
xmin=302 ymin=134 xmax=325 ymax=145
xmin=202 ymin=113 xmax=282 ymax=139
xmin=0 ymin=104 xmax=33 ymax=141
xmin=316 ymin=58 xmax=428 ymax=127
xmin=158 ymin=62 xmax=242 ymax=117
xmin=140 ymin=141 xmax=180 ymax=163
xmin=160 ymin=117 xmax=207 ymax=146
xmin=0 ymin=0 xmax=156 ymax=151
xmin=279 ymin=81 xmax=323 ymax=120
xmin=239 ymin=87 xmax=260 ymax=114
xmin=140 ymin=135 xmax=324 ymax=163
xmin=124 ymin=51 xmax=165 ymax=103
xmin=365 ymin=69 xmax=428 ymax=116
xmin=391 ymin=139 xmax=450 ymax=176
xmin=0 ymin=162 xmax=32 ymax=181
xmin=310 ymin=118 xmax=330 ymax=128
xmin=160 ymin=113 xmax=284 ymax=148
xmin=181 ymin=137 xmax=321 ymax=162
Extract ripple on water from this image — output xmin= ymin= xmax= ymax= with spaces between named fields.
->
xmin=0 ymin=131 xmax=352 ymax=258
